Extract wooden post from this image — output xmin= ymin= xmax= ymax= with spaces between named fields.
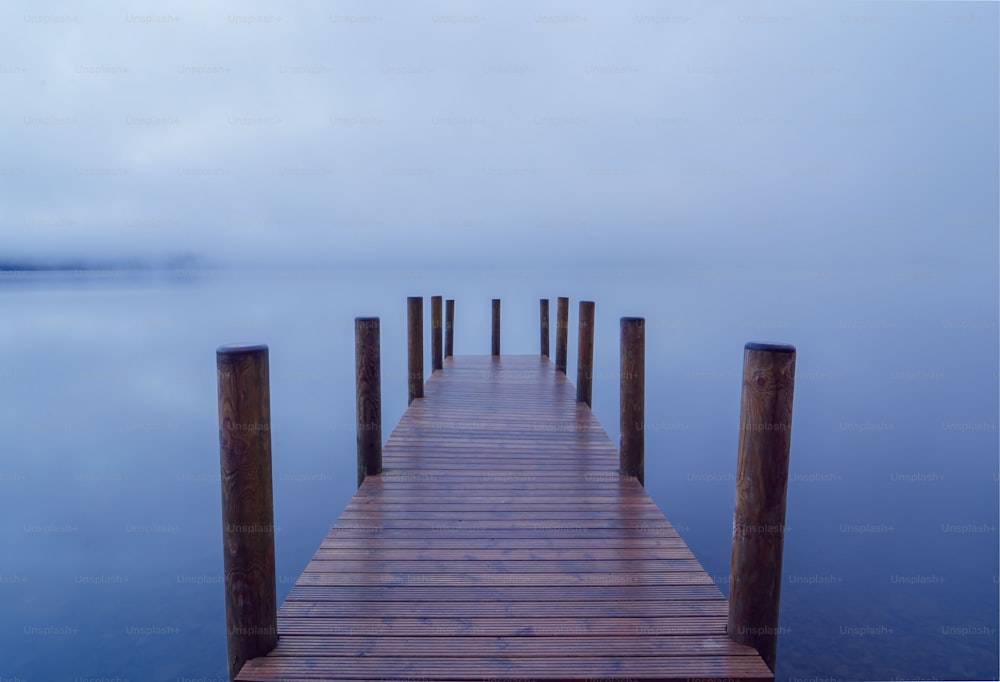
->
xmin=576 ymin=301 xmax=595 ymax=406
xmin=355 ymin=317 xmax=382 ymax=488
xmin=620 ymin=318 xmax=645 ymax=486
xmin=431 ymin=295 xmax=443 ymax=371
xmin=407 ymin=296 xmax=424 ymax=403
xmin=216 ymin=344 xmax=277 ymax=680
xmin=491 ymin=298 xmax=501 ymax=356
xmin=540 ymin=298 xmax=550 ymax=357
xmin=445 ymin=299 xmax=455 ymax=358
xmin=728 ymin=342 xmax=796 ymax=673
xmin=555 ymin=297 xmax=569 ymax=374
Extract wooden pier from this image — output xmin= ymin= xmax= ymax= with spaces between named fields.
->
xmin=217 ymin=299 xmax=794 ymax=682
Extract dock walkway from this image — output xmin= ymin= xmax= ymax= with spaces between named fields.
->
xmin=235 ymin=354 xmax=773 ymax=681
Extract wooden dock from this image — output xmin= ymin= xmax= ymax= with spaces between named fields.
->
xmin=232 ymin=354 xmax=774 ymax=681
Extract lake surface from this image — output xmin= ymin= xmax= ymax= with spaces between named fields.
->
xmin=0 ymin=266 xmax=996 ymax=681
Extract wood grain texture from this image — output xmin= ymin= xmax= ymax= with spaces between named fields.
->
xmin=620 ymin=317 xmax=645 ymax=486
xmin=444 ymin=299 xmax=454 ymax=358
xmin=235 ymin=354 xmax=772 ymax=682
xmin=240 ymin=657 xmax=772 ymax=681
xmin=555 ymin=296 xmax=569 ymax=374
xmin=431 ymin=296 xmax=443 ymax=371
xmin=217 ymin=345 xmax=277 ymax=680
xmin=491 ymin=298 xmax=501 ymax=356
xmin=354 ymin=317 xmax=382 ymax=488
xmin=406 ymin=296 xmax=423 ymax=403
xmin=576 ymin=300 xmax=595 ymax=406
xmin=728 ymin=343 xmax=795 ymax=673
xmin=540 ymin=298 xmax=550 ymax=357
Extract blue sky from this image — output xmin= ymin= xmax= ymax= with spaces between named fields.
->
xmin=1 ymin=1 xmax=997 ymax=270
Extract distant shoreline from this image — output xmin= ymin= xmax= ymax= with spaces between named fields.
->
xmin=0 ymin=255 xmax=202 ymax=272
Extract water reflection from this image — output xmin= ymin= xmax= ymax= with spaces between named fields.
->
xmin=0 ymin=268 xmax=996 ymax=680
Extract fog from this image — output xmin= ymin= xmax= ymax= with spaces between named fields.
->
xmin=2 ymin=1 xmax=996 ymax=270
xmin=1 ymin=2 xmax=998 ymax=679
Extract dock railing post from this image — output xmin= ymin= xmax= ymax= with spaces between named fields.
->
xmin=355 ymin=317 xmax=382 ymax=488
xmin=491 ymin=298 xmax=501 ymax=356
xmin=727 ymin=342 xmax=796 ymax=673
xmin=540 ymin=298 xmax=550 ymax=357
xmin=445 ymin=299 xmax=455 ymax=358
xmin=216 ymin=344 xmax=278 ymax=681
xmin=431 ymin=296 xmax=443 ymax=371
xmin=576 ymin=301 xmax=595 ymax=406
xmin=555 ymin=296 xmax=569 ymax=374
xmin=619 ymin=318 xmax=645 ymax=486
xmin=407 ymin=296 xmax=424 ymax=403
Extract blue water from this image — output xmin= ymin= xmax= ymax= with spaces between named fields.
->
xmin=0 ymin=267 xmax=996 ymax=681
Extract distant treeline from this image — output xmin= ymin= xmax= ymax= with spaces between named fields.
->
xmin=0 ymin=254 xmax=201 ymax=272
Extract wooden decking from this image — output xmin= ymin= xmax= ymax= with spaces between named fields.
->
xmin=236 ymin=355 xmax=773 ymax=682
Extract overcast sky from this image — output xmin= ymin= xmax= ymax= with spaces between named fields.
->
xmin=1 ymin=1 xmax=996 ymax=270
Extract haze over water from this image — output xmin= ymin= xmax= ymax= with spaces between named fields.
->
xmin=1 ymin=1 xmax=997 ymax=679
xmin=1 ymin=265 xmax=996 ymax=680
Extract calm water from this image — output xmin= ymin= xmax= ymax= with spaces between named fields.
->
xmin=0 ymin=267 xmax=997 ymax=681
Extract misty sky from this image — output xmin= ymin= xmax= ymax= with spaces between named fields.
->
xmin=1 ymin=1 xmax=997 ymax=269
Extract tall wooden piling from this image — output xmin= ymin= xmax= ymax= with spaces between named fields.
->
xmin=445 ymin=299 xmax=455 ymax=358
xmin=407 ymin=296 xmax=424 ymax=403
xmin=555 ymin=297 xmax=569 ymax=374
xmin=728 ymin=342 xmax=796 ymax=673
xmin=540 ymin=299 xmax=550 ymax=357
xmin=216 ymin=344 xmax=277 ymax=680
xmin=620 ymin=317 xmax=645 ymax=486
xmin=431 ymin=296 xmax=443 ymax=371
xmin=491 ymin=299 xmax=501 ymax=356
xmin=355 ymin=317 xmax=382 ymax=488
xmin=576 ymin=301 xmax=595 ymax=406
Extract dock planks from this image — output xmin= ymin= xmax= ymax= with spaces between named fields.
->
xmin=236 ymin=355 xmax=773 ymax=682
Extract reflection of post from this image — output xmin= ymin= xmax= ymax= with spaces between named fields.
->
xmin=431 ymin=296 xmax=443 ymax=371
xmin=619 ymin=317 xmax=645 ymax=486
xmin=540 ymin=298 xmax=550 ymax=357
xmin=491 ymin=299 xmax=501 ymax=356
xmin=728 ymin=342 xmax=796 ymax=673
xmin=407 ymin=297 xmax=423 ymax=403
xmin=576 ymin=301 xmax=595 ymax=407
xmin=355 ymin=317 xmax=382 ymax=488
xmin=216 ymin=344 xmax=277 ymax=681
xmin=555 ymin=297 xmax=569 ymax=374
xmin=445 ymin=299 xmax=455 ymax=358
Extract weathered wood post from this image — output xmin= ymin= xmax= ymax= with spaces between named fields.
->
xmin=619 ymin=318 xmax=645 ymax=486
xmin=216 ymin=344 xmax=277 ymax=680
xmin=491 ymin=298 xmax=501 ymax=356
xmin=728 ymin=342 xmax=796 ymax=673
xmin=431 ymin=295 xmax=443 ymax=371
xmin=540 ymin=298 xmax=550 ymax=357
xmin=576 ymin=301 xmax=595 ymax=406
xmin=355 ymin=317 xmax=382 ymax=488
xmin=555 ymin=296 xmax=569 ymax=374
xmin=445 ymin=299 xmax=455 ymax=358
xmin=407 ymin=296 xmax=424 ymax=403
